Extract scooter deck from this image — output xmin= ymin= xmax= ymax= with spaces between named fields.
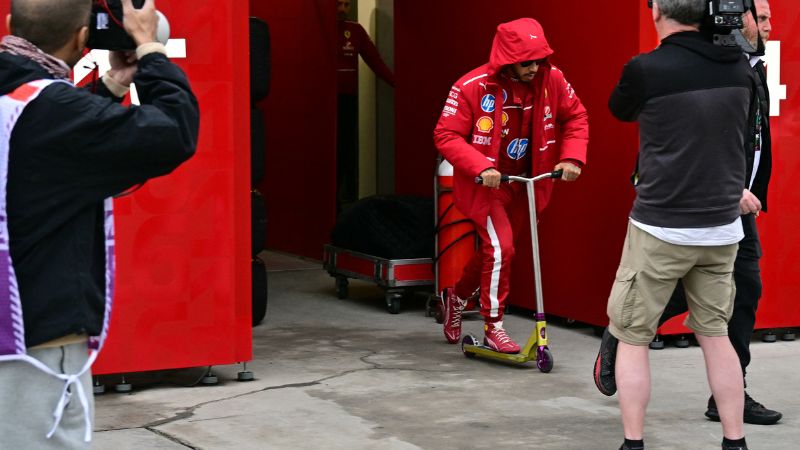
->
xmin=462 ymin=343 xmax=535 ymax=364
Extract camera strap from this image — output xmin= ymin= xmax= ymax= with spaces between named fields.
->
xmin=0 ymin=79 xmax=115 ymax=443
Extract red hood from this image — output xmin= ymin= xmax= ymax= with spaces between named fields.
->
xmin=487 ymin=18 xmax=553 ymax=77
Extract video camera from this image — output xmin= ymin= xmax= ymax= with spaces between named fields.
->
xmin=87 ymin=0 xmax=170 ymax=50
xmin=648 ymin=0 xmax=760 ymax=51
xmin=703 ymin=0 xmax=751 ymax=47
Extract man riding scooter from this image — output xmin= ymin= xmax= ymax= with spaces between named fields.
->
xmin=433 ymin=17 xmax=589 ymax=353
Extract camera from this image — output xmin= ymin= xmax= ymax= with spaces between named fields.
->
xmin=87 ymin=0 xmax=170 ymax=50
xmin=703 ymin=0 xmax=752 ymax=47
xmin=647 ymin=0 xmax=754 ymax=48
xmin=711 ymin=0 xmax=747 ymax=29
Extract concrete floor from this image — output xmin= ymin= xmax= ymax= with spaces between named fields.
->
xmin=93 ymin=252 xmax=800 ymax=449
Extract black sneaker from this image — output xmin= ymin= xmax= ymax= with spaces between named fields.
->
xmin=593 ymin=328 xmax=618 ymax=396
xmin=721 ymin=438 xmax=748 ymax=450
xmin=705 ymin=392 xmax=782 ymax=425
xmin=619 ymin=443 xmax=644 ymax=450
xmin=744 ymin=392 xmax=782 ymax=425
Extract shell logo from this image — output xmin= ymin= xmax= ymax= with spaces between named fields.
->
xmin=476 ymin=116 xmax=494 ymax=133
xmin=501 ymin=111 xmax=509 ymax=126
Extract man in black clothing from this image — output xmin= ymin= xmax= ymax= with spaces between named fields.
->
xmin=658 ymin=0 xmax=781 ymax=426
xmin=0 ymin=0 xmax=198 ymax=447
xmin=597 ymin=1 xmax=755 ymax=449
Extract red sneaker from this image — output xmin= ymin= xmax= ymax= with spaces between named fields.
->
xmin=442 ymin=288 xmax=466 ymax=344
xmin=484 ymin=321 xmax=520 ymax=354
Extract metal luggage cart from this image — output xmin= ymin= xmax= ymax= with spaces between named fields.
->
xmin=323 ymin=244 xmax=434 ymax=314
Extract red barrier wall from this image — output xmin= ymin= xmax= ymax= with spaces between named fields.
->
xmin=0 ymin=1 xmax=253 ymax=373
xmin=756 ymin=0 xmax=800 ymax=331
xmin=251 ymin=0 xmax=338 ymax=259
xmin=397 ymin=0 xmax=800 ymax=333
xmin=99 ymin=1 xmax=253 ymax=373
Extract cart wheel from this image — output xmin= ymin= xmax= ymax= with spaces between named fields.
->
xmin=762 ymin=332 xmax=777 ymax=343
xmin=537 ymin=347 xmax=554 ymax=373
xmin=462 ymin=334 xmax=479 ymax=358
xmin=93 ymin=377 xmax=105 ymax=395
xmin=386 ymin=292 xmax=401 ymax=314
xmin=201 ymin=368 xmax=219 ymax=386
xmin=115 ymin=380 xmax=132 ymax=393
xmin=649 ymin=335 xmax=665 ymax=350
xmin=674 ymin=335 xmax=690 ymax=348
xmin=335 ymin=277 xmax=349 ymax=299
xmin=782 ymin=331 xmax=796 ymax=341
xmin=237 ymin=371 xmax=254 ymax=381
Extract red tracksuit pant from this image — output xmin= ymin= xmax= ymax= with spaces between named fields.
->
xmin=454 ymin=182 xmax=527 ymax=322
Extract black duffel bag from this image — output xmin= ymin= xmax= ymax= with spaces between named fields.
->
xmin=331 ymin=195 xmax=434 ymax=259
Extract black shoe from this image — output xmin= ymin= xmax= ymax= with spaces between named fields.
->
xmin=705 ymin=392 xmax=782 ymax=425
xmin=619 ymin=443 xmax=644 ymax=450
xmin=593 ymin=328 xmax=618 ymax=396
xmin=721 ymin=437 xmax=748 ymax=450
xmin=744 ymin=392 xmax=782 ymax=424
xmin=721 ymin=443 xmax=748 ymax=450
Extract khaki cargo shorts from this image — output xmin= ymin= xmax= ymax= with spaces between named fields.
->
xmin=607 ymin=221 xmax=738 ymax=346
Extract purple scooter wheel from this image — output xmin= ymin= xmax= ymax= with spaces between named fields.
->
xmin=536 ymin=346 xmax=554 ymax=373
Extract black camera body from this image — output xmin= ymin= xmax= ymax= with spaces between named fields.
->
xmin=87 ymin=0 xmax=157 ymax=50
xmin=704 ymin=0 xmax=752 ymax=47
xmin=647 ymin=0 xmax=753 ymax=48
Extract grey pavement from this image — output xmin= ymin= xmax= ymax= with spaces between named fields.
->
xmin=93 ymin=251 xmax=800 ymax=449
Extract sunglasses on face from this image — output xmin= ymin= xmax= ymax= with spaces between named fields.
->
xmin=519 ymin=58 xmax=546 ymax=68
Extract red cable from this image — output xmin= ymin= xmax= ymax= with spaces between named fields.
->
xmin=98 ymin=0 xmax=124 ymax=28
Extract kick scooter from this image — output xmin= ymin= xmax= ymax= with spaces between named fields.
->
xmin=460 ymin=170 xmax=562 ymax=373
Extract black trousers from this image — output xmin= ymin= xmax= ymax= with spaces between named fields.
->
xmin=659 ymin=214 xmax=762 ymax=377
xmin=337 ymin=94 xmax=359 ymax=212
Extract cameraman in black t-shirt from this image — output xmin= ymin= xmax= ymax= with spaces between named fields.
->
xmin=594 ymin=1 xmax=756 ymax=449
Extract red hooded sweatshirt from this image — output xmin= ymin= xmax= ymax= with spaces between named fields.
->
xmin=434 ymin=18 xmax=589 ymax=221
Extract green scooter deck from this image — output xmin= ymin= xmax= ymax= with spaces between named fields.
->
xmin=461 ymin=331 xmax=553 ymax=372
xmin=462 ymin=342 xmax=535 ymax=364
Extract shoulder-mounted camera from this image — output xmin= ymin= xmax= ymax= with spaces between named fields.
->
xmin=704 ymin=0 xmax=751 ymax=47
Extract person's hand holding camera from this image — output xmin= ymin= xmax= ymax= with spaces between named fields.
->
xmin=122 ymin=0 xmax=159 ymax=47
xmin=105 ymin=0 xmax=160 ymax=88
xmin=107 ymin=51 xmax=138 ymax=87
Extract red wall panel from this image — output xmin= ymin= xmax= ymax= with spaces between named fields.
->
xmin=251 ymin=0 xmax=338 ymax=259
xmin=98 ymin=1 xmax=253 ymax=373
xmin=756 ymin=0 xmax=800 ymax=330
